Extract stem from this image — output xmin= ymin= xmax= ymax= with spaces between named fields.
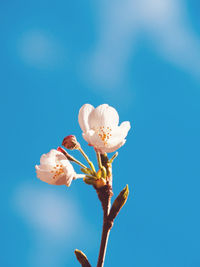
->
xmin=96 ymin=184 xmax=113 ymax=267
xmin=79 ymin=147 xmax=96 ymax=173
xmin=76 ymin=174 xmax=86 ymax=179
xmin=97 ymin=204 xmax=112 ymax=267
xmin=72 ymin=159 xmax=88 ymax=169
xmin=58 ymin=147 xmax=88 ymax=169
xmin=96 ymin=151 xmax=103 ymax=169
xmin=96 ymin=155 xmax=113 ymax=267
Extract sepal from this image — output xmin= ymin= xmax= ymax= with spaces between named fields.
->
xmin=81 ymin=168 xmax=94 ymax=175
xmin=84 ymin=176 xmax=107 ymax=188
xmin=109 ymin=152 xmax=118 ymax=163
xmin=84 ymin=177 xmax=97 ymax=185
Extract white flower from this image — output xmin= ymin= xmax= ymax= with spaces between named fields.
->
xmin=35 ymin=149 xmax=76 ymax=186
xmin=78 ymin=104 xmax=131 ymax=153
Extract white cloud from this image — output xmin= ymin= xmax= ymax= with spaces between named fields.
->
xmin=14 ymin=184 xmax=78 ymax=239
xmin=83 ymin=0 xmax=200 ymax=91
xmin=139 ymin=0 xmax=200 ymax=76
xmin=13 ymin=183 xmax=96 ymax=267
xmin=17 ymin=30 xmax=64 ymax=69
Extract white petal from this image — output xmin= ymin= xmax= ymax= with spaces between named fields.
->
xmin=55 ymin=151 xmax=69 ymax=161
xmin=62 ymin=160 xmax=76 ymax=186
xmin=63 ymin=170 xmax=74 ymax=187
xmin=83 ymin=130 xmax=105 ymax=148
xmin=94 ymin=139 xmax=126 ymax=153
xmin=36 ymin=163 xmax=51 ymax=171
xmin=40 ymin=149 xmax=58 ymax=165
xmin=100 ymin=140 xmax=126 ymax=153
xmin=35 ymin=165 xmax=53 ymax=183
xmin=62 ymin=160 xmax=75 ymax=175
xmin=88 ymin=104 xmax=119 ymax=128
xmin=109 ymin=121 xmax=131 ymax=144
xmin=119 ymin=121 xmax=131 ymax=136
xmin=82 ymin=132 xmax=91 ymax=144
xmin=94 ymin=122 xmax=130 ymax=153
xmin=54 ymin=174 xmax=69 ymax=186
xmin=99 ymin=121 xmax=130 ymax=151
xmin=78 ymin=104 xmax=94 ymax=132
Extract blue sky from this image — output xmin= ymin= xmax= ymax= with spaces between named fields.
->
xmin=1 ymin=0 xmax=200 ymax=266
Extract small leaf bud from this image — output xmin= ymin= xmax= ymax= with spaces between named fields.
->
xmin=74 ymin=249 xmax=91 ymax=267
xmin=108 ymin=185 xmax=129 ymax=222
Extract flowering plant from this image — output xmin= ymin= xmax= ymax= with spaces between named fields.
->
xmin=35 ymin=104 xmax=131 ymax=267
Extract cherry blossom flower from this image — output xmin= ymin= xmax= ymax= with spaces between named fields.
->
xmin=35 ymin=149 xmax=76 ymax=186
xmin=78 ymin=104 xmax=131 ymax=153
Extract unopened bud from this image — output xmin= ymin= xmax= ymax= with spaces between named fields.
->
xmin=62 ymin=135 xmax=80 ymax=150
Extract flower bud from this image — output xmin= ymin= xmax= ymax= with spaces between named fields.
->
xmin=62 ymin=135 xmax=80 ymax=150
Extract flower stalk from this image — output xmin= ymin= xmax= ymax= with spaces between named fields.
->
xmin=57 ymin=147 xmax=88 ymax=169
xmin=96 ymin=151 xmax=103 ymax=169
xmin=78 ymin=146 xmax=96 ymax=174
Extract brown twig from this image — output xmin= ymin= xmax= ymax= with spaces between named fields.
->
xmin=95 ymin=183 xmax=113 ymax=267
xmin=77 ymin=152 xmax=128 ymax=267
xmin=97 ymin=218 xmax=112 ymax=267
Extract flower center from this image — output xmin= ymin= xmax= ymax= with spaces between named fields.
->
xmin=96 ymin=126 xmax=112 ymax=145
xmin=50 ymin=163 xmax=64 ymax=179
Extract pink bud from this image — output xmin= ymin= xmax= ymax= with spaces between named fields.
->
xmin=62 ymin=135 xmax=80 ymax=150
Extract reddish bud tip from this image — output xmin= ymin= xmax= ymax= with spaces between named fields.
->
xmin=57 ymin=146 xmax=63 ymax=152
xmin=62 ymin=135 xmax=80 ymax=150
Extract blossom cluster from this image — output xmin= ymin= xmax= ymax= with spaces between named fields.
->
xmin=35 ymin=104 xmax=131 ymax=187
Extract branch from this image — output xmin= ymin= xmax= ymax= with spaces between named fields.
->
xmin=95 ymin=184 xmax=113 ymax=267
